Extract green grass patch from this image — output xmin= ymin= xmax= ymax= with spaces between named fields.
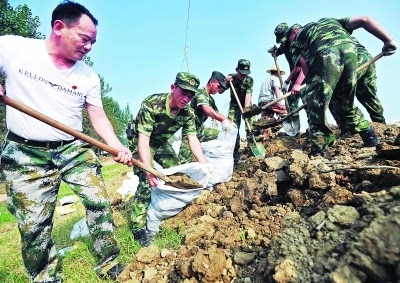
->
xmin=156 ymin=227 xmax=185 ymax=250
xmin=0 ymin=203 xmax=14 ymax=224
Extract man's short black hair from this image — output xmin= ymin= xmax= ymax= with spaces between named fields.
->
xmin=51 ymin=1 xmax=98 ymax=28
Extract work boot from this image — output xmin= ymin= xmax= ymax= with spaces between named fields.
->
xmin=359 ymin=127 xmax=379 ymax=147
xmin=310 ymin=145 xmax=326 ymax=157
xmin=98 ymin=263 xmax=126 ymax=281
xmin=133 ymin=228 xmax=154 ymax=247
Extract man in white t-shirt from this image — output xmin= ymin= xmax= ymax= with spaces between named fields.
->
xmin=0 ymin=1 xmax=132 ymax=282
xmin=258 ymin=64 xmax=287 ymax=139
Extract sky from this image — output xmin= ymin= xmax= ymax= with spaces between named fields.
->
xmin=9 ymin=0 xmax=400 ymax=136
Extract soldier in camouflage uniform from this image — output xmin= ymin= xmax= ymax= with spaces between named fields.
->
xmin=280 ymin=17 xmax=397 ymax=155
xmin=128 ymin=72 xmax=210 ymax=246
xmin=0 ymin=2 xmax=132 ymax=282
xmin=273 ymin=23 xmax=307 ymax=117
xmin=178 ymin=71 xmax=232 ymax=164
xmin=330 ymin=17 xmax=387 ymax=125
xmin=226 ymin=59 xmax=254 ymax=165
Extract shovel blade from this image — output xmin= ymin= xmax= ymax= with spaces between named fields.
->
xmin=283 ymin=116 xmax=300 ymax=137
xmin=250 ymin=142 xmax=266 ymax=159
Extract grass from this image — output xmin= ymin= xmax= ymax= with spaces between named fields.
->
xmin=0 ymin=159 xmax=185 ymax=282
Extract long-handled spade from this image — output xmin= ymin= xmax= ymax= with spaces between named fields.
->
xmin=229 ymin=81 xmax=266 ymax=159
xmin=0 ymin=95 xmax=175 ymax=183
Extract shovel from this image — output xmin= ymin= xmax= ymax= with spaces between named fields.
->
xmin=229 ymin=81 xmax=266 ymax=159
xmin=0 ymin=95 xmax=174 ymax=183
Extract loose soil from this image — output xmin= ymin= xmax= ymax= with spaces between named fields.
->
xmin=117 ymin=122 xmax=400 ymax=283
xmin=166 ymin=173 xmax=204 ymax=190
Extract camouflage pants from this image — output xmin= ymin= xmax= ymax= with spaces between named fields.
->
xmin=305 ymin=43 xmax=370 ymax=150
xmin=331 ymin=51 xmax=385 ymax=125
xmin=129 ymin=141 xmax=179 ymax=232
xmin=228 ymin=107 xmax=254 ymax=162
xmin=178 ymin=126 xmax=219 ymax=164
xmin=1 ymin=139 xmax=119 ymax=282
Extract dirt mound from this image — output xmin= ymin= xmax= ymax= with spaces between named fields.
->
xmin=119 ymin=122 xmax=400 ymax=282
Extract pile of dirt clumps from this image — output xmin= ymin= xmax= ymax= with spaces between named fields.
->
xmin=118 ymin=123 xmax=400 ymax=283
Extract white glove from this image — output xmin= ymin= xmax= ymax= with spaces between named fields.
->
xmin=221 ymin=119 xmax=232 ymax=131
xmin=382 ymin=39 xmax=398 ymax=56
xmin=205 ymin=163 xmax=214 ymax=174
xmin=282 ymin=81 xmax=289 ymax=93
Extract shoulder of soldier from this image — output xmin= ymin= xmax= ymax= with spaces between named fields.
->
xmin=245 ymin=76 xmax=254 ymax=83
xmin=141 ymin=92 xmax=169 ymax=110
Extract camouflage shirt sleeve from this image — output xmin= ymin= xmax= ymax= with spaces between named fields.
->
xmin=136 ymin=97 xmax=157 ymax=136
xmin=194 ymin=88 xmax=210 ymax=106
xmin=244 ymin=76 xmax=254 ymax=95
xmin=336 ymin=17 xmax=352 ymax=34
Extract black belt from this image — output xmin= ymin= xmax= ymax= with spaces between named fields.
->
xmin=7 ymin=131 xmax=76 ymax=149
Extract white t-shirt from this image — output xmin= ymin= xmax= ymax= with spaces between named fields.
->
xmin=0 ymin=35 xmax=102 ymax=141
xmin=258 ymin=75 xmax=283 ymax=105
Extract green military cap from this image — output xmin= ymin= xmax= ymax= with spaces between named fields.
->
xmin=285 ymin=24 xmax=303 ymax=40
xmin=274 ymin=23 xmax=289 ymax=43
xmin=211 ymin=71 xmax=228 ymax=90
xmin=237 ymin=59 xmax=251 ymax=75
xmin=175 ymin=72 xmax=200 ymax=94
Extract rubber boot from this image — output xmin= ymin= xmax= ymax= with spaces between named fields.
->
xmin=359 ymin=127 xmax=379 ymax=147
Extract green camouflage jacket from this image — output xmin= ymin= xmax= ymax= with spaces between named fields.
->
xmin=228 ymin=73 xmax=254 ymax=109
xmin=191 ymin=88 xmax=218 ymax=129
xmin=135 ymin=92 xmax=197 ymax=148
xmin=290 ymin=17 xmax=356 ymax=66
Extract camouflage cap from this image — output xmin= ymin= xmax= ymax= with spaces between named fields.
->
xmin=175 ymin=72 xmax=200 ymax=94
xmin=237 ymin=59 xmax=251 ymax=75
xmin=285 ymin=24 xmax=303 ymax=41
xmin=210 ymin=71 xmax=228 ymax=90
xmin=274 ymin=23 xmax=289 ymax=43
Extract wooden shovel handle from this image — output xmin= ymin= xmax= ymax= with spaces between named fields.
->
xmin=229 ymin=80 xmax=253 ymax=132
xmin=0 ymin=95 xmax=172 ymax=183
xmin=356 ymin=52 xmax=384 ymax=73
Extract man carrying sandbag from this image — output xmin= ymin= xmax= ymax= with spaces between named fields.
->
xmin=127 ymin=72 xmax=212 ymax=246
xmin=178 ymin=71 xmax=233 ymax=164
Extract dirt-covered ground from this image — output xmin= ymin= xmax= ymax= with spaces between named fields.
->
xmin=117 ymin=122 xmax=400 ymax=283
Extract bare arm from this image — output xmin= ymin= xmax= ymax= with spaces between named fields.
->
xmin=285 ymin=67 xmax=301 ymax=83
xmin=138 ymin=132 xmax=158 ymax=187
xmin=187 ymin=134 xmax=207 ymax=163
xmin=291 ymin=57 xmax=307 ymax=95
xmin=87 ymin=103 xmax=132 ymax=166
xmin=201 ymin=104 xmax=227 ymax=122
xmin=0 ymin=84 xmax=4 ymax=95
xmin=348 ymin=16 xmax=393 ymax=42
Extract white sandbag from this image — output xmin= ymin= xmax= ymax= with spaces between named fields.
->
xmin=70 ymin=218 xmax=89 ymax=240
xmin=146 ymin=162 xmax=209 ymax=235
xmin=202 ymin=124 xmax=238 ymax=188
xmin=116 ymin=172 xmax=139 ymax=200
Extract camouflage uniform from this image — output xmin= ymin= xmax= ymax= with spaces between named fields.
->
xmin=329 ymin=18 xmax=385 ymax=124
xmin=228 ymin=69 xmax=254 ymax=162
xmin=128 ymin=92 xmax=197 ymax=232
xmin=1 ymin=139 xmax=119 ymax=282
xmin=178 ymin=87 xmax=219 ymax=164
xmin=290 ymin=18 xmax=370 ymax=150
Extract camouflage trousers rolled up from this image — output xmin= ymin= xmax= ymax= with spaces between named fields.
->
xmin=178 ymin=126 xmax=219 ymax=164
xmin=129 ymin=141 xmax=179 ymax=232
xmin=305 ymin=43 xmax=370 ymax=150
xmin=1 ymin=138 xmax=119 ymax=282
xmin=331 ymin=50 xmax=385 ymax=125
